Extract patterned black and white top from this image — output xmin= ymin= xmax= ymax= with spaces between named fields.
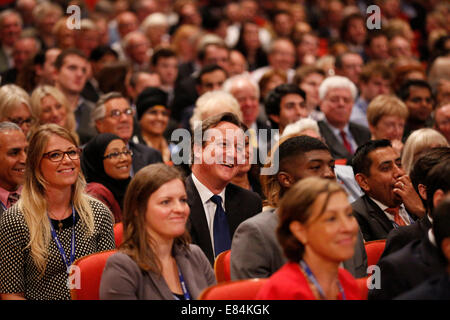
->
xmin=0 ymin=199 xmax=115 ymax=300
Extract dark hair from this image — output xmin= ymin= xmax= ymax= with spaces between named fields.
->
xmin=432 ymin=198 xmax=450 ymax=251
xmin=425 ymin=161 xmax=450 ymax=216
xmin=197 ymin=41 xmax=229 ymax=62
xmin=264 ymin=83 xmax=306 ymax=128
xmin=121 ymin=163 xmax=190 ymax=273
xmin=397 ymin=79 xmax=433 ymax=101
xmin=151 ymin=47 xmax=177 ymax=66
xmin=89 ymin=45 xmax=118 ymax=62
xmin=365 ymin=29 xmax=387 ymax=47
xmin=54 ymin=48 xmax=87 ymax=70
xmin=277 ymin=177 xmax=345 ymax=262
xmin=359 ymin=61 xmax=393 ymax=83
xmin=351 ymin=139 xmax=392 ymax=176
xmin=410 ymin=147 xmax=450 ymax=195
xmin=261 ymin=135 xmax=330 ymax=207
xmin=195 ymin=64 xmax=227 ymax=85
xmin=340 ymin=12 xmax=365 ymax=42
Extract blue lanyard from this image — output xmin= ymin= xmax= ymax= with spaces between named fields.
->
xmin=176 ymin=267 xmax=191 ymax=300
xmin=0 ymin=201 xmax=6 ymax=211
xmin=300 ymin=260 xmax=346 ymax=300
xmin=48 ymin=207 xmax=76 ymax=273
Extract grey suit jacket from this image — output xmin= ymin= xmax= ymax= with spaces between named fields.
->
xmin=185 ymin=175 xmax=262 ymax=265
xmin=231 ymin=208 xmax=368 ymax=280
xmin=128 ymin=140 xmax=163 ymax=174
xmin=318 ymin=120 xmax=371 ymax=163
xmin=99 ymin=244 xmax=216 ymax=300
xmin=76 ymin=99 xmax=98 ymax=145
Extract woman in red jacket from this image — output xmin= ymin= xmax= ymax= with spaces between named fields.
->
xmin=256 ymin=176 xmax=362 ymax=300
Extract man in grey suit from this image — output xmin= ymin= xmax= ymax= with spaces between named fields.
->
xmin=317 ymin=75 xmax=371 ymax=164
xmin=92 ymin=92 xmax=162 ymax=175
xmin=231 ymin=135 xmax=368 ymax=280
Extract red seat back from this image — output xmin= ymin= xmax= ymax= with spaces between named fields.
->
xmin=70 ymin=249 xmax=117 ymax=300
xmin=198 ymin=278 xmax=268 ymax=300
xmin=364 ymin=239 xmax=386 ymax=266
xmin=214 ymin=250 xmax=231 ymax=283
xmin=113 ymin=222 xmax=123 ymax=248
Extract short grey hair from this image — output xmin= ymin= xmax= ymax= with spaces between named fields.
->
xmin=0 ymin=84 xmax=31 ymax=120
xmin=222 ymin=74 xmax=260 ymax=99
xmin=281 ymin=118 xmax=320 ymax=139
xmin=190 ymin=90 xmax=243 ymax=131
xmin=0 ymin=121 xmax=22 ymax=133
xmin=0 ymin=9 xmax=23 ymax=29
xmin=318 ymin=75 xmax=358 ymax=100
xmin=92 ymin=92 xmax=124 ymax=122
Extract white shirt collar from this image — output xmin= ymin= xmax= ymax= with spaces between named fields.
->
xmin=191 ymin=173 xmax=226 ymax=205
xmin=428 ymin=229 xmax=437 ymax=247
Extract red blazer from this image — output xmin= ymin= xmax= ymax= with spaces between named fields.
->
xmin=86 ymin=182 xmax=122 ymax=223
xmin=256 ymin=262 xmax=362 ymax=300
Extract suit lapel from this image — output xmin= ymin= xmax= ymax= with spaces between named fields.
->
xmin=318 ymin=121 xmax=351 ymax=159
xmin=364 ymin=196 xmax=395 ymax=233
xmin=349 ymin=123 xmax=369 ymax=146
xmin=185 ymin=176 xmax=214 ymax=262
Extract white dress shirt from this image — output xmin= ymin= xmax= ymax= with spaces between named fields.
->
xmin=191 ymin=173 xmax=226 ymax=256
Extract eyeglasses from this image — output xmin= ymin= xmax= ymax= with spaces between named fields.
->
xmin=107 ymin=108 xmax=134 ymax=118
xmin=103 ymin=149 xmax=133 ymax=160
xmin=43 ymin=149 xmax=81 ymax=162
xmin=8 ymin=117 xmax=34 ymax=126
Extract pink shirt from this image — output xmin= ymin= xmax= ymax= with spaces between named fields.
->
xmin=0 ymin=186 xmax=22 ymax=210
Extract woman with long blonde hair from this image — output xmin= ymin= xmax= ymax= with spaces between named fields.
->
xmin=30 ymin=85 xmax=79 ymax=143
xmin=0 ymin=124 xmax=115 ymax=300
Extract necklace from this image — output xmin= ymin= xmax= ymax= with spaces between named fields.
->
xmin=49 ymin=207 xmax=71 ymax=232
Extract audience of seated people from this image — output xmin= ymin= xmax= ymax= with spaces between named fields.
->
xmin=0 ymin=0 xmax=449 ymax=301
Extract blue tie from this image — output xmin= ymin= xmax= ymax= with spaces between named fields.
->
xmin=210 ymin=195 xmax=231 ymax=257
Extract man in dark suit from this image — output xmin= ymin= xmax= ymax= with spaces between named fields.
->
xmin=381 ymin=147 xmax=450 ymax=258
xmin=54 ymin=49 xmax=98 ymax=145
xmin=317 ymin=75 xmax=371 ymax=163
xmin=369 ymin=161 xmax=450 ymax=300
xmin=351 ymin=139 xmax=425 ymax=241
xmin=0 ymin=122 xmax=27 ymax=218
xmin=395 ymin=198 xmax=450 ymax=300
xmin=231 ymin=135 xmax=368 ymax=280
xmin=92 ymin=92 xmax=162 ymax=175
xmin=186 ymin=112 xmax=262 ymax=265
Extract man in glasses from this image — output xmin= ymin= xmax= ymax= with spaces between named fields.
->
xmin=92 ymin=92 xmax=162 ymax=175
xmin=0 ymin=122 xmax=27 ymax=218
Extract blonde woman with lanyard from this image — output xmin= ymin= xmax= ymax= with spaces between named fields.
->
xmin=0 ymin=124 xmax=115 ymax=300
xmin=256 ymin=177 xmax=362 ymax=300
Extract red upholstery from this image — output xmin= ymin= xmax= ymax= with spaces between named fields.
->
xmin=355 ymin=277 xmax=369 ymax=300
xmin=198 ymin=278 xmax=268 ymax=300
xmin=70 ymin=249 xmax=117 ymax=300
xmin=364 ymin=239 xmax=386 ymax=266
xmin=214 ymin=250 xmax=231 ymax=283
xmin=113 ymin=222 xmax=123 ymax=248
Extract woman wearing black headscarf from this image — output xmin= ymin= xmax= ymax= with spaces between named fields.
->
xmin=81 ymin=133 xmax=132 ymax=223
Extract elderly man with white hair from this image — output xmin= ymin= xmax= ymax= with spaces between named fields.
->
xmin=317 ymin=75 xmax=371 ymax=163
xmin=223 ymin=73 xmax=273 ymax=164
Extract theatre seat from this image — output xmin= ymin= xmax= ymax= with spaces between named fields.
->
xmin=113 ymin=222 xmax=123 ymax=248
xmin=198 ymin=278 xmax=268 ymax=300
xmin=214 ymin=250 xmax=231 ymax=283
xmin=70 ymin=249 xmax=117 ymax=300
xmin=364 ymin=239 xmax=386 ymax=266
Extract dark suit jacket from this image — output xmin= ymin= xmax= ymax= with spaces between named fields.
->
xmin=128 ymin=140 xmax=163 ymax=174
xmin=369 ymin=235 xmax=447 ymax=300
xmin=381 ymin=216 xmax=432 ymax=259
xmin=318 ymin=120 xmax=371 ymax=163
xmin=395 ymin=273 xmax=450 ymax=300
xmin=185 ymin=175 xmax=262 ymax=265
xmin=171 ymin=76 xmax=197 ymax=122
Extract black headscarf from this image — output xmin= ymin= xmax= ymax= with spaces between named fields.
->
xmin=81 ymin=133 xmax=131 ymax=208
